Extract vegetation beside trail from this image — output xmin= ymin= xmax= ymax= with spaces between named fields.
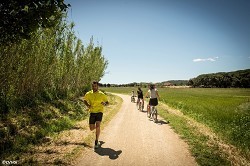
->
xmin=103 ymin=87 xmax=250 ymax=165
xmin=159 ymin=88 xmax=250 ymax=154
xmin=1 ymin=93 xmax=121 ymax=165
xmin=0 ymin=8 xmax=108 ymax=162
xmin=0 ymin=97 xmax=87 ymax=162
xmin=0 ymin=20 xmax=108 ymax=114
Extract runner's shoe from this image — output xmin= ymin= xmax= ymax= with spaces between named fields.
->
xmin=94 ymin=141 xmax=100 ymax=149
xmin=94 ymin=143 xmax=100 ymax=149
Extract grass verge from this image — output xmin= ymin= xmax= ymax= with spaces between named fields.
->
xmin=157 ymin=103 xmax=249 ymax=166
xmin=0 ymin=97 xmax=88 ymax=160
xmin=0 ymin=93 xmax=122 ymax=165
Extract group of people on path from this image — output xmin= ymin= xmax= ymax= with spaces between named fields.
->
xmin=82 ymin=81 xmax=160 ymax=149
xmin=132 ymin=84 xmax=160 ymax=114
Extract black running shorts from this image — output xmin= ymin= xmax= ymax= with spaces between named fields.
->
xmin=149 ymin=98 xmax=158 ymax=106
xmin=89 ymin=112 xmax=103 ymax=124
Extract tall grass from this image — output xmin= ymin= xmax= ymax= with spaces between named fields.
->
xmin=0 ymin=18 xmax=108 ymax=113
xmin=0 ymin=98 xmax=88 ymax=158
xmin=159 ymin=88 xmax=250 ymax=153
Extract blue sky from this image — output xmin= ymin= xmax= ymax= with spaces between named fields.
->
xmin=65 ymin=0 xmax=250 ymax=84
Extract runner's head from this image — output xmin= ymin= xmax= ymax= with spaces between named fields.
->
xmin=92 ymin=81 xmax=99 ymax=92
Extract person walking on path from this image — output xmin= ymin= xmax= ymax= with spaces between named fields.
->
xmin=83 ymin=81 xmax=109 ymax=149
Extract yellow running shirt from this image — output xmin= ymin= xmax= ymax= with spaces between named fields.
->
xmin=83 ymin=90 xmax=108 ymax=113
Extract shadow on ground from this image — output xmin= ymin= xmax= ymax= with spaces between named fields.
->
xmin=94 ymin=141 xmax=122 ymax=160
xmin=156 ymin=120 xmax=170 ymax=125
xmin=147 ymin=118 xmax=170 ymax=125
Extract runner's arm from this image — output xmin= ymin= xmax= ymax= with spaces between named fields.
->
xmin=83 ymin=100 xmax=91 ymax=108
xmin=101 ymin=101 xmax=109 ymax=106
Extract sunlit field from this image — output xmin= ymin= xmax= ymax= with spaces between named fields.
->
xmin=102 ymin=87 xmax=250 ymax=154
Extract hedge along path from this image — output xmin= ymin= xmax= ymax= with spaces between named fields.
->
xmin=157 ymin=103 xmax=250 ymax=166
xmin=17 ymin=94 xmax=122 ymax=165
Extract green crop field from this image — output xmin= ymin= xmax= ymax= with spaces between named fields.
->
xmin=159 ymin=88 xmax=250 ymax=152
xmin=102 ymin=87 xmax=250 ymax=156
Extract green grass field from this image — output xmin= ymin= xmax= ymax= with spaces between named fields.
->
xmin=159 ymin=88 xmax=250 ymax=152
xmin=102 ymin=87 xmax=250 ymax=157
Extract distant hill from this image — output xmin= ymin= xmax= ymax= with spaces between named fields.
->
xmin=101 ymin=69 xmax=250 ymax=88
xmin=188 ymin=69 xmax=250 ymax=88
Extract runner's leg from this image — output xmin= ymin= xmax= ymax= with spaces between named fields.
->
xmin=89 ymin=113 xmax=96 ymax=131
xmin=94 ymin=113 xmax=103 ymax=148
xmin=95 ymin=121 xmax=101 ymax=141
xmin=89 ymin=124 xmax=95 ymax=131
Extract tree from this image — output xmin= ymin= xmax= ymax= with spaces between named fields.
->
xmin=188 ymin=69 xmax=250 ymax=88
xmin=0 ymin=0 xmax=69 ymax=45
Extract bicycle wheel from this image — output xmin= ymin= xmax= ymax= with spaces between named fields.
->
xmin=147 ymin=108 xmax=151 ymax=118
xmin=152 ymin=107 xmax=157 ymax=122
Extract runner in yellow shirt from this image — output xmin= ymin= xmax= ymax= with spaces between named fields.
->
xmin=83 ymin=81 xmax=109 ymax=149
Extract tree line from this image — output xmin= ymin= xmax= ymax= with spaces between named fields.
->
xmin=101 ymin=69 xmax=249 ymax=88
xmin=187 ymin=69 xmax=250 ymax=88
xmin=0 ymin=12 xmax=108 ymax=113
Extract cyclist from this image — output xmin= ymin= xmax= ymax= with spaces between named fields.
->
xmin=145 ymin=84 xmax=160 ymax=120
xmin=131 ymin=90 xmax=136 ymax=102
xmin=137 ymin=87 xmax=144 ymax=110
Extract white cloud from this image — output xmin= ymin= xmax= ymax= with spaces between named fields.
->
xmin=193 ymin=57 xmax=219 ymax=62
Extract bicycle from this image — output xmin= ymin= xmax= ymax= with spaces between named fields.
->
xmin=137 ymin=98 xmax=143 ymax=111
xmin=131 ymin=96 xmax=135 ymax=103
xmin=147 ymin=105 xmax=157 ymax=123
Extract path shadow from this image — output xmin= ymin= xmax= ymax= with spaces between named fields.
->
xmin=156 ymin=120 xmax=170 ymax=125
xmin=55 ymin=141 xmax=92 ymax=148
xmin=94 ymin=141 xmax=122 ymax=160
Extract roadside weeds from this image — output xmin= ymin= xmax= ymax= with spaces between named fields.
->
xmin=16 ymin=94 xmax=122 ymax=165
xmin=158 ymin=103 xmax=250 ymax=166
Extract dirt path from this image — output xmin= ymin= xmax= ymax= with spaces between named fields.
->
xmin=76 ymin=94 xmax=197 ymax=166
